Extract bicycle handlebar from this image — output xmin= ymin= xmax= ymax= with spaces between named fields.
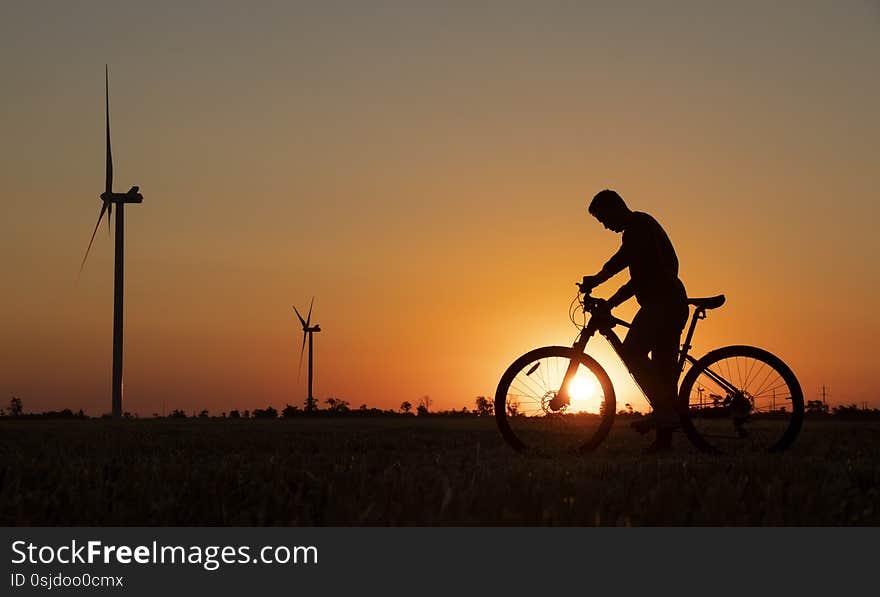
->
xmin=576 ymin=287 xmax=631 ymax=329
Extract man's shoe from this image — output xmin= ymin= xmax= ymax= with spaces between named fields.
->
xmin=630 ymin=416 xmax=655 ymax=435
xmin=629 ymin=410 xmax=679 ymax=434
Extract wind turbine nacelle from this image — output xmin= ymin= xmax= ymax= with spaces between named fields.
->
xmin=99 ymin=187 xmax=143 ymax=204
xmin=126 ymin=186 xmax=144 ymax=202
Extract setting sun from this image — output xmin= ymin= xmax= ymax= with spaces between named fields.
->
xmin=567 ymin=372 xmax=601 ymax=413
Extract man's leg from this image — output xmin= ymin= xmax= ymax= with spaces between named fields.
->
xmin=646 ymin=300 xmax=689 ymax=448
xmin=649 ymin=300 xmax=689 ymax=411
xmin=620 ymin=307 xmax=666 ymax=411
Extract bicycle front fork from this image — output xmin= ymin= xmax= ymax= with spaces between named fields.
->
xmin=550 ymin=324 xmax=598 ymax=410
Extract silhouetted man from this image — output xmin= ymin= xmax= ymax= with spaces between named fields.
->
xmin=580 ymin=189 xmax=688 ymax=452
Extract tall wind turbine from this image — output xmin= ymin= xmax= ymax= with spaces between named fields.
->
xmin=80 ymin=66 xmax=144 ymax=418
xmin=293 ymin=298 xmax=321 ymax=412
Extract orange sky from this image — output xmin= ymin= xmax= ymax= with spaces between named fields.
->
xmin=1 ymin=1 xmax=878 ymax=415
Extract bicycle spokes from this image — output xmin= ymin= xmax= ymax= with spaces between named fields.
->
xmin=692 ymin=358 xmax=791 ymax=416
xmin=509 ymin=356 xmax=605 ymax=416
xmin=495 ymin=346 xmax=616 ymax=453
xmin=680 ymin=347 xmax=803 ymax=453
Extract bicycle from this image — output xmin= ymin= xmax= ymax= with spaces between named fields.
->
xmin=494 ymin=288 xmax=804 ymax=455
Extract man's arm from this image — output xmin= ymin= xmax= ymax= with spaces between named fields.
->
xmin=606 ymin=280 xmax=636 ymax=308
xmin=595 ymin=245 xmax=629 ymax=283
xmin=581 ymin=243 xmax=629 ymax=290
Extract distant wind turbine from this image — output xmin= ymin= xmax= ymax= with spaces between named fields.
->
xmin=293 ymin=298 xmax=321 ymax=413
xmin=80 ymin=66 xmax=144 ymax=418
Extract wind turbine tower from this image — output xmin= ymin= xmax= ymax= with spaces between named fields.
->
xmin=80 ymin=66 xmax=144 ymax=418
xmin=293 ymin=298 xmax=321 ymax=412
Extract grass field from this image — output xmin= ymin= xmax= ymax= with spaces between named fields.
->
xmin=1 ymin=417 xmax=877 ymax=525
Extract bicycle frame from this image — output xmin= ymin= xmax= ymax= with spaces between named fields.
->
xmin=558 ymin=297 xmax=740 ymax=407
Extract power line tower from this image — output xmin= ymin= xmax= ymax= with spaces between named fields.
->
xmin=818 ymin=384 xmax=831 ymax=413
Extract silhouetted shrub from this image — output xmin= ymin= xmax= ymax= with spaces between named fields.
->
xmin=252 ymin=406 xmax=278 ymax=419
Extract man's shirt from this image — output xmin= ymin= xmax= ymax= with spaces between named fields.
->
xmin=601 ymin=211 xmax=686 ymax=305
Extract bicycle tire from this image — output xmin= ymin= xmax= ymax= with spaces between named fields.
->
xmin=678 ymin=345 xmax=804 ymax=454
xmin=494 ymin=346 xmax=616 ymax=453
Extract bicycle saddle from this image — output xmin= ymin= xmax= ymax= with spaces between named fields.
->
xmin=687 ymin=294 xmax=726 ymax=309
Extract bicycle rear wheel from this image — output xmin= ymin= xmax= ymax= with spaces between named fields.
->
xmin=494 ymin=346 xmax=615 ymax=454
xmin=678 ymin=345 xmax=804 ymax=454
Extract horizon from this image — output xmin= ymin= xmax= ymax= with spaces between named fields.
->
xmin=2 ymin=1 xmax=878 ymax=416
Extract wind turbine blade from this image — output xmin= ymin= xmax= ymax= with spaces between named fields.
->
xmin=293 ymin=305 xmax=306 ymax=328
xmin=80 ymin=201 xmax=109 ymax=271
xmin=297 ymin=331 xmax=307 ymax=379
xmin=107 ymin=202 xmax=112 ymax=235
xmin=105 ymin=65 xmax=113 ymax=194
xmin=306 ymin=296 xmax=314 ymax=328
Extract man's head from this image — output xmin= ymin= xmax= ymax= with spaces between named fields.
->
xmin=588 ymin=189 xmax=631 ymax=232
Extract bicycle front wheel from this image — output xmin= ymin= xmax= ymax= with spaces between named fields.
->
xmin=494 ymin=346 xmax=616 ymax=454
xmin=678 ymin=345 xmax=804 ymax=454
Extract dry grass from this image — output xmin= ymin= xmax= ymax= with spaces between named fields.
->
xmin=1 ymin=417 xmax=877 ymax=525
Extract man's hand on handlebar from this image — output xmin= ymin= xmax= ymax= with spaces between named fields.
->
xmin=581 ymin=295 xmax=615 ymax=327
xmin=577 ymin=283 xmax=611 ymax=309
xmin=577 ymin=275 xmax=601 ymax=294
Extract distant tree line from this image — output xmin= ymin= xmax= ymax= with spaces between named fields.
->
xmin=0 ymin=396 xmax=87 ymax=419
xmin=804 ymin=400 xmax=880 ymax=419
xmin=4 ymin=394 xmax=879 ymax=420
xmin=0 ymin=395 xmax=500 ymax=419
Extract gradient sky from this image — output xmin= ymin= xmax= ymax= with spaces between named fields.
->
xmin=2 ymin=0 xmax=878 ymax=415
